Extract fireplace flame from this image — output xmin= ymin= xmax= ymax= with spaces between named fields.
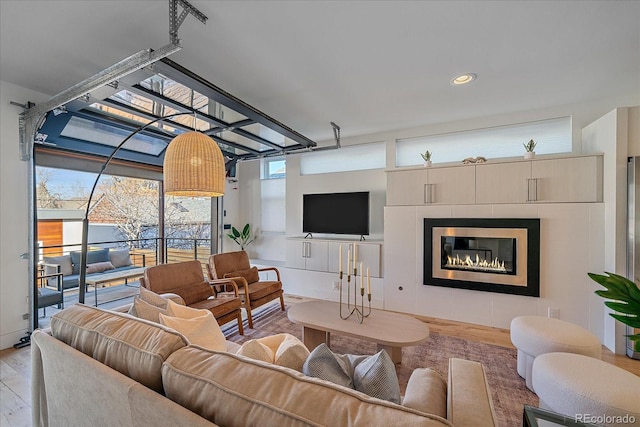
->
xmin=446 ymin=254 xmax=507 ymax=273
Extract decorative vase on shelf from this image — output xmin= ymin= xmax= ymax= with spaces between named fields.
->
xmin=424 ymin=160 xmax=432 ymax=167
xmin=524 ymin=151 xmax=535 ymax=160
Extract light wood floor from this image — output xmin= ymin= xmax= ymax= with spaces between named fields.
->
xmin=1 ymin=295 xmax=639 ymax=426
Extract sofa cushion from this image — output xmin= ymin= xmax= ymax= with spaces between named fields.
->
xmin=237 ymin=333 xmax=309 ymax=372
xmin=109 ymin=248 xmax=133 ymax=268
xmin=158 ymin=300 xmax=227 ymax=352
xmin=403 ymin=368 xmax=447 ymax=418
xmin=86 ymin=261 xmax=115 ymax=274
xmin=70 ymin=248 xmax=110 ymax=274
xmin=223 ymin=266 xmax=259 ymax=284
xmin=303 ymin=343 xmax=401 ymax=403
xmin=50 ymin=303 xmax=187 ymax=393
xmin=43 ymin=255 xmax=73 ymax=276
xmin=162 ymin=346 xmax=448 ymax=427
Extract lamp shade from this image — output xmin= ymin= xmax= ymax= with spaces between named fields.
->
xmin=163 ymin=131 xmax=226 ymax=197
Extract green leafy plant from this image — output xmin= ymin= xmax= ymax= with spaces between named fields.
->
xmin=227 ymin=223 xmax=256 ymax=250
xmin=523 ymin=139 xmax=537 ymax=152
xmin=588 ymin=272 xmax=640 ymax=342
xmin=420 ymin=150 xmax=432 ymax=161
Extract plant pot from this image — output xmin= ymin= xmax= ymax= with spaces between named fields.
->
xmin=524 ymin=151 xmax=536 ymax=160
xmin=424 ymin=160 xmax=432 ymax=167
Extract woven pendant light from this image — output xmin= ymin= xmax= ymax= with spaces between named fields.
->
xmin=163 ymin=131 xmax=226 ymax=197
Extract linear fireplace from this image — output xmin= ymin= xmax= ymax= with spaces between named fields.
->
xmin=424 ymin=218 xmax=540 ymax=297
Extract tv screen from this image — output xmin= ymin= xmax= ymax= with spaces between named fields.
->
xmin=303 ymin=192 xmax=369 ymax=236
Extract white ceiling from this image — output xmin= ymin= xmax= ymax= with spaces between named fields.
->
xmin=1 ymin=0 xmax=639 ymax=143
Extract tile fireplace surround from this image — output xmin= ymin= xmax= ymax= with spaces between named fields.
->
xmin=423 ymin=218 xmax=540 ymax=297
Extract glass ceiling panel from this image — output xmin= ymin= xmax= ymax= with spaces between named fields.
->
xmin=218 ymin=130 xmax=273 ymax=152
xmin=88 ymin=103 xmax=182 ymax=135
xmin=110 ymin=90 xmax=155 ymax=114
xmin=60 ymin=116 xmax=168 ymax=156
xmin=240 ymin=123 xmax=298 ymax=147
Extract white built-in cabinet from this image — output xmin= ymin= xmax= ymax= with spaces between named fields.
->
xmin=286 ymin=238 xmax=382 ymax=277
xmin=387 ymin=154 xmax=603 ymax=205
xmin=386 ymin=165 xmax=475 ymax=205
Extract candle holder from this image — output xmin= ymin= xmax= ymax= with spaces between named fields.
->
xmin=338 ymin=268 xmax=371 ymax=323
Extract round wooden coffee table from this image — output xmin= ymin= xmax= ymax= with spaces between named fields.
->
xmin=288 ymin=300 xmax=429 ymax=364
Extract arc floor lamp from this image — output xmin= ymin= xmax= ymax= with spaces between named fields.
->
xmin=77 ymin=113 xmax=226 ymax=304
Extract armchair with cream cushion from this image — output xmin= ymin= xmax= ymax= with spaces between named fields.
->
xmin=140 ymin=260 xmax=244 ymax=335
xmin=207 ymin=251 xmax=285 ymax=329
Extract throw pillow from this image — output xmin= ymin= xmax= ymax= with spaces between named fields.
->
xmin=109 ymin=248 xmax=133 ymax=268
xmin=237 ymin=340 xmax=274 ymax=364
xmin=352 ymin=349 xmax=401 ymax=404
xmin=159 ymin=300 xmax=227 ymax=351
xmin=86 ymin=261 xmax=115 ymax=274
xmin=128 ymin=297 xmax=167 ymax=323
xmin=223 ymin=267 xmax=259 ymax=284
xmin=302 ymin=344 xmax=353 ymax=389
xmin=139 ymin=286 xmax=170 ymax=308
xmin=237 ymin=334 xmax=310 ymax=372
xmin=262 ymin=333 xmax=310 ymax=372
xmin=43 ymin=255 xmax=73 ymax=276
xmin=159 ymin=311 xmax=226 ymax=352
xmin=303 ymin=344 xmax=401 ymax=403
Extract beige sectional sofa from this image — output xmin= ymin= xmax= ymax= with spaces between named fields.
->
xmin=32 ymin=304 xmax=497 ymax=427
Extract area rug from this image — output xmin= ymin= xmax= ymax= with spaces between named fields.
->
xmin=225 ymin=304 xmax=538 ymax=427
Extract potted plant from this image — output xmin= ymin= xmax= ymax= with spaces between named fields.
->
xmin=227 ymin=223 xmax=256 ymax=250
xmin=523 ymin=139 xmax=537 ymax=159
xmin=420 ymin=150 xmax=432 ymax=167
xmin=588 ymin=272 xmax=640 ymax=351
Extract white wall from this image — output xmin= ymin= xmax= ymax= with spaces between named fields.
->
xmin=0 ymin=81 xmax=49 ymax=349
xmin=582 ymin=107 xmax=633 ymax=353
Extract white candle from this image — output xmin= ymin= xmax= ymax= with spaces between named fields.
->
xmin=347 ymin=249 xmax=351 ymax=274
xmin=353 ymin=243 xmax=358 ymax=267
xmin=367 ymin=267 xmax=371 ymax=295
xmin=339 ymin=245 xmax=343 ymax=272
xmin=360 ymin=262 xmax=364 ymax=289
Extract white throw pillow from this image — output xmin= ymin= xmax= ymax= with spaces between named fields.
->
xmin=159 ymin=299 xmax=227 ymax=352
xmin=139 ymin=286 xmax=169 ymax=308
xmin=128 ymin=297 xmax=167 ymax=323
xmin=237 ymin=340 xmax=274 ymax=363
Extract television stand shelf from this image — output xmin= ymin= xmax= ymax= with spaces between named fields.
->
xmin=285 ymin=237 xmax=382 ymax=278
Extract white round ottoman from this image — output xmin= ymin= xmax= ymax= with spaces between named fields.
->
xmin=532 ymin=353 xmax=640 ymax=427
xmin=510 ymin=316 xmax=601 ymax=390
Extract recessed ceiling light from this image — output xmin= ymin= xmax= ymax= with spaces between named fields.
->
xmin=451 ymin=73 xmax=477 ymax=86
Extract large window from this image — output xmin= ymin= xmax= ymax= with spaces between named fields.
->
xmin=300 ymin=142 xmax=386 ymax=175
xmin=395 ymin=117 xmax=571 ymax=167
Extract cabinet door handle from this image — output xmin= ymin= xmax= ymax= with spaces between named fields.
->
xmin=306 ymin=242 xmax=310 ymax=258
xmin=302 ymin=242 xmax=307 ymax=258
xmin=527 ymin=178 xmax=539 ymax=202
xmin=424 ymin=184 xmax=434 ymax=204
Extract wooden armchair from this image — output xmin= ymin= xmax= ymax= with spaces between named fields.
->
xmin=140 ymin=260 xmax=244 ymax=335
xmin=207 ymin=251 xmax=285 ymax=329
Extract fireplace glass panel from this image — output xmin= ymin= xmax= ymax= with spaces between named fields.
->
xmin=441 ymin=236 xmax=516 ymax=275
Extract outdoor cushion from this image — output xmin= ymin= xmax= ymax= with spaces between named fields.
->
xmin=43 ymin=255 xmax=73 ymax=276
xmin=86 ymin=261 xmax=115 ymax=274
xmin=109 ymin=248 xmax=133 ymax=268
xmin=224 ymin=267 xmax=259 ymax=284
xmin=70 ymin=248 xmax=110 ymax=274
xmin=303 ymin=343 xmax=401 ymax=404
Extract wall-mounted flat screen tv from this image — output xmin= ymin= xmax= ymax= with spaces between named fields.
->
xmin=303 ymin=192 xmax=370 ymax=236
